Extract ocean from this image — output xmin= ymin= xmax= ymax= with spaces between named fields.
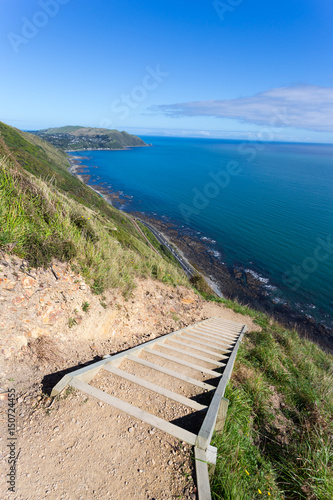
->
xmin=70 ymin=136 xmax=333 ymax=331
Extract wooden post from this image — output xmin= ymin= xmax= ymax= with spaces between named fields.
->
xmin=215 ymin=397 xmax=229 ymax=434
xmin=195 ymin=447 xmax=212 ymax=500
xmin=207 ymin=445 xmax=217 ymax=478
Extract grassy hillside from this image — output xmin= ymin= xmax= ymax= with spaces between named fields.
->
xmin=39 ymin=126 xmax=83 ymax=134
xmin=210 ymin=299 xmax=333 ymax=499
xmin=0 ymin=122 xmax=187 ymax=293
xmin=33 ymin=125 xmax=147 ymax=150
xmin=0 ymin=121 xmax=147 ymax=229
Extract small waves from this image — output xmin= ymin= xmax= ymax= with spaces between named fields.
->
xmin=272 ymin=297 xmax=288 ymax=305
xmin=244 ymin=268 xmax=277 ymax=291
xmin=244 ymin=268 xmax=269 ymax=284
xmin=201 ymin=236 xmax=217 ymax=244
xmin=207 ymin=249 xmax=222 ymax=259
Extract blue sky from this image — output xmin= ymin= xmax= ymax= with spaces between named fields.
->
xmin=1 ymin=0 xmax=333 ymax=142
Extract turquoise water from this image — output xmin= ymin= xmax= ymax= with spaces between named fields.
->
xmin=71 ymin=137 xmax=333 ymax=329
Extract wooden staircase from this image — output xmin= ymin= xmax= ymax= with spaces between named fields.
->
xmin=51 ymin=317 xmax=246 ymax=499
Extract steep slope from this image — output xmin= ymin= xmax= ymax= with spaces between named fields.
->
xmin=0 ymin=122 xmax=152 ymax=245
xmin=0 ymin=121 xmax=187 ymax=294
xmin=0 ymin=121 xmax=100 ymax=208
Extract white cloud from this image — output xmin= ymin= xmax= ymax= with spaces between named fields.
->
xmin=150 ymin=85 xmax=333 ymax=132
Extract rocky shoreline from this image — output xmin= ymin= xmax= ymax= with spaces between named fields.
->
xmin=131 ymin=214 xmax=333 ymax=350
xmin=67 ymin=154 xmax=333 ymax=352
xmin=65 ymin=144 xmax=151 ymax=152
xmin=68 ymin=155 xmax=133 ymax=206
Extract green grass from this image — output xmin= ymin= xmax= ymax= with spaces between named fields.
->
xmin=0 ymin=122 xmax=190 ymax=293
xmin=136 ymin=220 xmax=181 ymax=266
xmin=68 ymin=317 xmax=77 ymax=328
xmin=0 ymin=153 xmax=188 ymax=295
xmin=210 ymin=300 xmax=333 ymax=499
xmin=82 ymin=301 xmax=90 ymax=313
xmin=0 ymin=122 xmax=144 ymax=224
xmin=189 ymin=274 xmax=215 ymax=296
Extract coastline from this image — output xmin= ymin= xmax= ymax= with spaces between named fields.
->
xmin=68 ymin=155 xmax=131 ymax=206
xmin=135 ymin=214 xmax=333 ymax=351
xmin=67 ymin=153 xmax=333 ymax=352
xmin=65 ymin=144 xmax=151 ymax=153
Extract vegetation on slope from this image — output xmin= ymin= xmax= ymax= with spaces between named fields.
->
xmin=0 ymin=155 xmax=187 ymax=293
xmin=136 ymin=220 xmax=181 ymax=267
xmin=0 ymin=122 xmax=187 ymax=294
xmin=0 ymin=122 xmax=152 ymax=235
xmin=209 ymin=300 xmax=333 ymax=500
xmin=33 ymin=125 xmax=147 ymax=150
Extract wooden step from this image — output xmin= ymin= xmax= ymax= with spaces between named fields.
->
xmin=180 ymin=332 xmax=233 ymax=350
xmin=185 ymin=327 xmax=236 ymax=341
xmin=177 ymin=334 xmax=232 ymax=354
xmin=167 ymin=338 xmax=229 ymax=360
xmin=51 ymin=317 xmax=247 ymax=500
xmin=144 ymin=348 xmax=221 ymax=378
xmin=160 ymin=343 xmax=226 ymax=367
xmin=70 ymin=378 xmax=198 ymax=446
xmin=127 ymin=354 xmax=216 ymax=390
xmin=103 ymin=364 xmax=207 ymax=411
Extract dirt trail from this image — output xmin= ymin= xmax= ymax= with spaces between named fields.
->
xmin=0 ymin=253 xmax=260 ymax=499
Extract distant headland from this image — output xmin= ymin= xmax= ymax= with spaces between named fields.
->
xmin=31 ymin=125 xmax=149 ymax=151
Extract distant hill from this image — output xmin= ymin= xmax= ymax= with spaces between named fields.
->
xmin=0 ymin=120 xmax=142 ymax=218
xmin=31 ymin=126 xmax=148 ymax=151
